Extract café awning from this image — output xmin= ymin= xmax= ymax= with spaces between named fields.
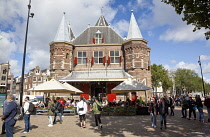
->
xmin=28 ymin=79 xmax=76 ymax=93
xmin=59 ymin=70 xmax=132 ymax=82
xmin=62 ymin=82 xmax=83 ymax=94
xmin=111 ymin=78 xmax=151 ymax=94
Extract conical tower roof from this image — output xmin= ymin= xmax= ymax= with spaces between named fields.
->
xmin=54 ymin=13 xmax=74 ymax=42
xmin=95 ymin=15 xmax=109 ymax=26
xmin=127 ymin=10 xmax=143 ymax=39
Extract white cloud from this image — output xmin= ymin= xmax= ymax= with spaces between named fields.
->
xmin=175 ymin=61 xmax=198 ymax=71
xmin=113 ymin=19 xmax=129 ymax=38
xmin=0 ymin=0 xmax=116 ymax=76
xmin=10 ymin=59 xmax=21 ymax=74
xmin=118 ymin=5 xmax=126 ymax=13
xmin=204 ymin=76 xmax=210 ymax=84
xmin=170 ymin=60 xmax=177 ymax=64
xmin=200 ymin=55 xmax=210 ymax=61
xmin=139 ymin=0 xmax=206 ymax=42
xmin=0 ymin=31 xmax=17 ymax=63
xmin=27 ymin=50 xmax=50 ymax=70
xmin=203 ymin=62 xmax=210 ymax=74
xmin=159 ymin=25 xmax=206 ymax=42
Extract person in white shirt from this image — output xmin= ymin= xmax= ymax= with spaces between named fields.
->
xmin=22 ymin=96 xmax=31 ymax=133
xmin=76 ymin=97 xmax=87 ymax=128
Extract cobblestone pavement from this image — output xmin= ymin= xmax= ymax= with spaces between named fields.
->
xmin=0 ymin=107 xmax=210 ymax=137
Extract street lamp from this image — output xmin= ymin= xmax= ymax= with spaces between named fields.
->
xmin=5 ymin=61 xmax=10 ymax=99
xmin=20 ymin=0 xmax=34 ymax=106
xmin=198 ymin=56 xmax=206 ymax=97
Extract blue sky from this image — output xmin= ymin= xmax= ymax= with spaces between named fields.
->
xmin=0 ymin=0 xmax=209 ymax=83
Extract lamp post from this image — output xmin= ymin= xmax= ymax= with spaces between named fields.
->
xmin=5 ymin=61 xmax=10 ymax=99
xmin=198 ymin=56 xmax=206 ymax=97
xmin=20 ymin=0 xmax=34 ymax=106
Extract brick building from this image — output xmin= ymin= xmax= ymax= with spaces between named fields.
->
xmin=0 ymin=63 xmax=13 ymax=94
xmin=50 ymin=11 xmax=152 ymax=100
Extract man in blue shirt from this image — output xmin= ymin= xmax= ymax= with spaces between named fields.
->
xmin=1 ymin=99 xmax=10 ymax=135
xmin=2 ymin=94 xmax=17 ymax=137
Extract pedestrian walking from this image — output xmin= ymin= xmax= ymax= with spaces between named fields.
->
xmin=1 ymin=99 xmax=10 ymax=135
xmin=77 ymin=97 xmax=87 ymax=128
xmin=2 ymin=94 xmax=17 ymax=137
xmin=47 ymin=98 xmax=54 ymax=127
xmin=188 ymin=97 xmax=196 ymax=120
xmin=148 ymin=97 xmax=157 ymax=128
xmin=93 ymin=97 xmax=103 ymax=129
xmin=22 ymin=96 xmax=31 ymax=133
xmin=204 ymin=95 xmax=210 ymax=122
xmin=169 ymin=96 xmax=174 ymax=116
xmin=196 ymin=95 xmax=204 ymax=123
xmin=53 ymin=97 xmax=63 ymax=124
xmin=181 ymin=96 xmax=188 ymax=118
xmin=158 ymin=97 xmax=169 ymax=130
xmin=60 ymin=97 xmax=65 ymax=117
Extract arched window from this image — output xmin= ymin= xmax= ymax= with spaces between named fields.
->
xmin=66 ymin=53 xmax=69 ymax=59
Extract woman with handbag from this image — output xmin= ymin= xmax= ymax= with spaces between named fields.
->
xmin=77 ymin=97 xmax=87 ymax=128
xmin=93 ymin=97 xmax=103 ymax=129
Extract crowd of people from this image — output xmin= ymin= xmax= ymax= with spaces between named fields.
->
xmin=0 ymin=95 xmax=103 ymax=137
xmin=1 ymin=94 xmax=210 ymax=137
xmin=148 ymin=94 xmax=210 ymax=130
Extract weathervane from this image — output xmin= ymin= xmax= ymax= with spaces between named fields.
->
xmin=101 ymin=6 xmax=104 ymax=15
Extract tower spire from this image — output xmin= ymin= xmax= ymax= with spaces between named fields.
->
xmin=127 ymin=10 xmax=143 ymax=39
xmin=54 ymin=12 xmax=74 ymax=42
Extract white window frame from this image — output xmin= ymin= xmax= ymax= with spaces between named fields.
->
xmin=33 ymin=77 xmax=36 ymax=82
xmin=109 ymin=51 xmax=120 ymax=64
xmin=77 ymin=51 xmax=87 ymax=64
xmin=95 ymin=33 xmax=103 ymax=44
xmin=93 ymin=51 xmax=103 ymax=64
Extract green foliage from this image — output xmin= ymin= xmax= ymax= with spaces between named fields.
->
xmin=151 ymin=64 xmax=173 ymax=94
xmin=139 ymin=96 xmax=145 ymax=104
xmin=174 ymin=68 xmax=204 ymax=93
xmin=162 ymin=0 xmax=210 ymax=40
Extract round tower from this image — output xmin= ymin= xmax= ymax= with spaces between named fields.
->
xmin=123 ymin=11 xmax=152 ymax=88
xmin=49 ymin=13 xmax=75 ymax=80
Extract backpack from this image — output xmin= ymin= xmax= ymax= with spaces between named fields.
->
xmin=56 ymin=101 xmax=63 ymax=112
xmin=96 ymin=102 xmax=102 ymax=111
xmin=51 ymin=105 xmax=56 ymax=112
xmin=28 ymin=102 xmax=36 ymax=114
xmin=14 ymin=102 xmax=24 ymax=121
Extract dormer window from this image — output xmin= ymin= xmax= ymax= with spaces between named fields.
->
xmin=36 ymin=69 xmax=39 ymax=74
xmin=92 ymin=30 xmax=104 ymax=44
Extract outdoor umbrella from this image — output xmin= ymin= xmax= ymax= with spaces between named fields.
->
xmin=28 ymin=79 xmax=76 ymax=93
xmin=62 ymin=82 xmax=83 ymax=94
xmin=111 ymin=78 xmax=151 ymax=94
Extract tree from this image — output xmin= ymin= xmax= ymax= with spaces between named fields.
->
xmin=151 ymin=64 xmax=173 ymax=95
xmin=162 ymin=0 xmax=210 ymax=40
xmin=174 ymin=68 xmax=203 ymax=95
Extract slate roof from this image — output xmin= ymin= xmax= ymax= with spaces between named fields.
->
xmin=54 ymin=13 xmax=75 ymax=42
xmin=127 ymin=11 xmax=143 ymax=39
xmin=73 ymin=15 xmax=124 ymax=45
